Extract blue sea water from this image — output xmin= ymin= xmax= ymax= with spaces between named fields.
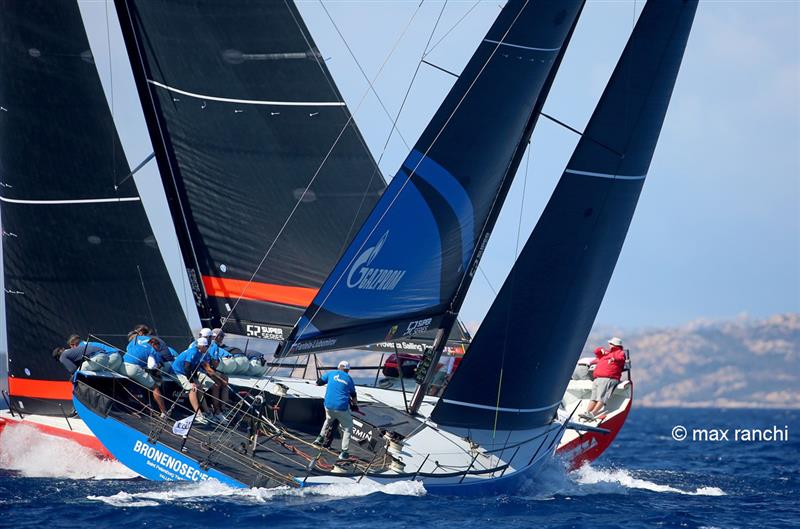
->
xmin=1 ymin=408 xmax=798 ymax=529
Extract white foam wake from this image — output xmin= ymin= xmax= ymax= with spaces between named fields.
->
xmin=0 ymin=422 xmax=137 ymax=480
xmin=572 ymin=465 xmax=726 ymax=496
xmin=88 ymin=478 xmax=426 ymax=508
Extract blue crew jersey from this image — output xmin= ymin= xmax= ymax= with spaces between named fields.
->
xmin=320 ymin=370 xmax=356 ymax=411
xmin=208 ymin=342 xmax=231 ymax=361
xmin=79 ymin=340 xmax=118 ymax=353
xmin=170 ymin=345 xmax=208 ymax=376
xmin=123 ymin=340 xmax=158 ymax=367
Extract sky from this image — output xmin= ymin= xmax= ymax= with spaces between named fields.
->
xmin=21 ymin=1 xmax=799 ymax=339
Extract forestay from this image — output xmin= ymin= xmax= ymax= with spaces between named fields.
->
xmin=432 ymin=0 xmax=699 ymax=430
xmin=0 ymin=0 xmax=190 ymax=415
xmin=283 ymin=0 xmax=585 ymax=356
xmin=115 ymin=0 xmax=385 ymax=339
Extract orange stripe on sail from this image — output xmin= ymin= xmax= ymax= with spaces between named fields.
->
xmin=8 ymin=378 xmax=73 ymax=400
xmin=202 ymin=276 xmax=317 ymax=308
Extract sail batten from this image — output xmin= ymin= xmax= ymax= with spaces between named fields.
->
xmin=283 ymin=0 xmax=586 ymax=356
xmin=432 ymin=0 xmax=698 ymax=430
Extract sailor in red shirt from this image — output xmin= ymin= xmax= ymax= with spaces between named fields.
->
xmin=580 ymin=337 xmax=627 ymax=420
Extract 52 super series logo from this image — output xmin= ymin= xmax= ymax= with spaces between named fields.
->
xmin=347 ymin=231 xmax=406 ymax=291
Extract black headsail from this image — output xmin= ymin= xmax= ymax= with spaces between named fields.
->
xmin=432 ymin=0 xmax=698 ymax=430
xmin=0 ymin=0 xmax=191 ymax=415
xmin=114 ymin=0 xmax=385 ymax=340
xmin=282 ymin=0 xmax=585 ymax=359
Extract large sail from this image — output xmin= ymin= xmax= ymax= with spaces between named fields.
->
xmin=283 ymin=0 xmax=585 ymax=355
xmin=0 ymin=1 xmax=191 ymax=415
xmin=114 ymin=0 xmax=385 ymax=340
xmin=432 ymin=0 xmax=698 ymax=430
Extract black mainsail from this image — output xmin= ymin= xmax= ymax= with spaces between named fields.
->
xmin=0 ymin=0 xmax=191 ymax=415
xmin=432 ymin=0 xmax=698 ymax=430
xmin=283 ymin=0 xmax=585 ymax=357
xmin=114 ymin=0 xmax=385 ymax=340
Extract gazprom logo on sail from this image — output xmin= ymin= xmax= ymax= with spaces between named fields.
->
xmin=346 ymin=231 xmax=406 ymax=291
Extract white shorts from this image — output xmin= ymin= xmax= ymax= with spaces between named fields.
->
xmin=122 ymin=362 xmax=155 ymax=389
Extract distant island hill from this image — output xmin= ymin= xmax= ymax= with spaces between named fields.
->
xmin=583 ymin=313 xmax=799 ymax=409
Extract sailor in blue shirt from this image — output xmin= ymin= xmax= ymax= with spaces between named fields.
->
xmin=65 ymin=334 xmax=123 ymax=373
xmin=122 ymin=336 xmax=168 ymax=416
xmin=169 ymin=337 xmax=218 ymax=424
xmin=52 ymin=343 xmax=110 ymax=374
xmin=314 ymin=361 xmax=358 ymax=459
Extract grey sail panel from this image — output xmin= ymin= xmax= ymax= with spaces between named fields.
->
xmin=0 ymin=0 xmax=191 ymax=415
xmin=432 ymin=0 xmax=698 ymax=430
xmin=115 ymin=0 xmax=384 ymax=338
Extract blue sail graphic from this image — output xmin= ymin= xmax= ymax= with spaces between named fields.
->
xmin=432 ymin=0 xmax=699 ymax=430
xmin=283 ymin=0 xmax=585 ymax=355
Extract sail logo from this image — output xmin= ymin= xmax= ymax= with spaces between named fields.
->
xmin=346 ymin=231 xmax=406 ymax=291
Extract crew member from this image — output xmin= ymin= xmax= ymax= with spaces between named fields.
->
xmin=207 ymin=328 xmax=231 ymax=419
xmin=66 ymin=334 xmax=122 ymax=372
xmin=169 ymin=337 xmax=217 ymax=424
xmin=314 ymin=360 xmax=357 ymax=460
xmin=147 ymin=336 xmax=177 ymax=375
xmin=122 ymin=332 xmax=168 ymax=416
xmin=580 ymin=337 xmax=626 ymax=420
xmin=52 ymin=342 xmax=115 ymax=374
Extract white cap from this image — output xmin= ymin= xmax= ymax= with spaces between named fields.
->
xmin=338 ymin=360 xmax=350 ymax=371
xmin=608 ymin=337 xmax=623 ymax=347
xmin=199 ymin=328 xmax=212 ymax=338
xmin=197 ymin=337 xmax=209 ymax=347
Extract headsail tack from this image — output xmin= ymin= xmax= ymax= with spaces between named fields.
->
xmin=0 ymin=0 xmax=191 ymax=415
xmin=115 ymin=0 xmax=385 ymax=339
xmin=432 ymin=0 xmax=699 ymax=430
xmin=283 ymin=0 xmax=586 ymax=356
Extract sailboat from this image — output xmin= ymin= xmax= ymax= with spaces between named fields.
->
xmin=0 ymin=0 xmax=467 ymax=450
xmin=73 ymin=0 xmax=697 ymax=493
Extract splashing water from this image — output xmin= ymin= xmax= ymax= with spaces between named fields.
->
xmin=0 ymin=422 xmax=137 ymax=480
xmin=571 ymin=464 xmax=726 ymax=496
xmin=88 ymin=478 xmax=427 ymax=508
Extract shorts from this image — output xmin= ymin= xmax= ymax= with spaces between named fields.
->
xmin=122 ymin=362 xmax=156 ymax=389
xmin=81 ymin=352 xmax=122 ymax=373
xmin=591 ymin=377 xmax=619 ymax=404
xmin=175 ymin=372 xmax=215 ymax=391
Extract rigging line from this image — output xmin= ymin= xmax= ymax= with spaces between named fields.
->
xmin=540 ymin=112 xmax=624 ymax=158
xmin=137 ymin=265 xmax=158 ymax=336
xmin=104 ymin=0 xmax=116 ymax=189
xmin=294 ymin=1 xmax=533 ymax=345
xmin=421 ymin=59 xmax=459 ymax=78
xmin=423 ymin=0 xmax=481 ymax=60
xmin=491 ymin=142 xmax=532 ymax=441
xmin=219 ymin=2 xmax=425 ymax=332
xmin=285 ymin=1 xmax=385 ymax=261
xmin=318 ymin=0 xmax=412 ymax=151
xmin=113 ymin=151 xmax=155 ymax=190
xmin=371 ymin=0 xmax=449 ymax=175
